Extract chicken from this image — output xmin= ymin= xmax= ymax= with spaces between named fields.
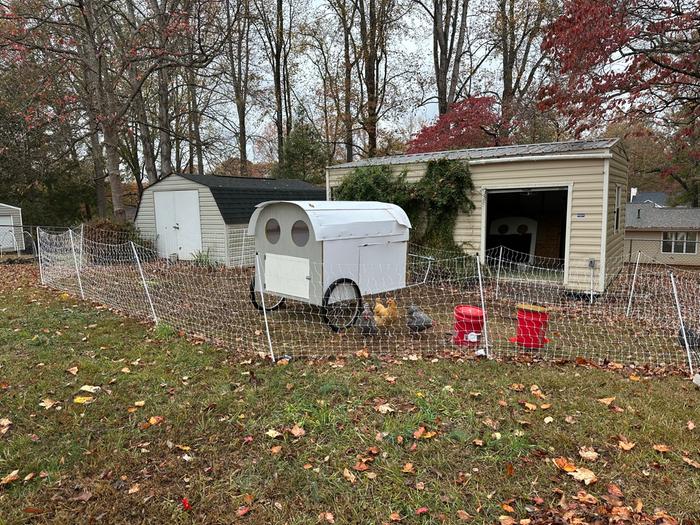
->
xmin=374 ymin=297 xmax=399 ymax=327
xmin=406 ymin=305 xmax=433 ymax=333
xmin=357 ymin=303 xmax=378 ymax=336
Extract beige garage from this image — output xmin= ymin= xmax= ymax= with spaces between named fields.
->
xmin=326 ymin=139 xmax=628 ymax=292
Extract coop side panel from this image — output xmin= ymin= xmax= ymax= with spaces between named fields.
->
xmin=0 ymin=203 xmax=24 ymax=251
xmin=136 ymin=175 xmax=227 ymax=263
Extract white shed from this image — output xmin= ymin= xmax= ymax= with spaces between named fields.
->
xmin=0 ymin=202 xmax=24 ymax=253
xmin=247 ymin=201 xmax=411 ymax=330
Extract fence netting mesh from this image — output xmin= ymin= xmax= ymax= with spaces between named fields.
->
xmin=36 ymin=227 xmax=700 ymax=373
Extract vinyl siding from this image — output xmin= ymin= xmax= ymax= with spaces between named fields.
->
xmin=134 ymin=175 xmax=228 ymax=263
xmin=624 ymin=230 xmax=700 ymax=266
xmin=0 ymin=203 xmax=24 ymax=251
xmin=328 ymin=155 xmax=613 ymax=291
xmin=604 ymin=143 xmax=628 ymax=285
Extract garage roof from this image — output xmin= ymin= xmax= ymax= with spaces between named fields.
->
xmin=248 ymin=201 xmax=411 ymax=241
xmin=177 ymin=174 xmax=326 ymax=224
xmin=626 ymin=203 xmax=700 ymax=231
xmin=329 ymin=138 xmax=619 ymax=169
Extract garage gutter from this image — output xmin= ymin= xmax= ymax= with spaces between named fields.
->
xmin=466 ymin=153 xmax=613 ymax=165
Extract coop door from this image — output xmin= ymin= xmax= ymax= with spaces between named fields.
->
xmin=265 ymin=253 xmax=310 ymax=299
xmin=358 ymin=241 xmax=407 ymax=295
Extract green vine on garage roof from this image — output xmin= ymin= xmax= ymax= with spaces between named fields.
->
xmin=334 ymin=158 xmax=474 ymax=251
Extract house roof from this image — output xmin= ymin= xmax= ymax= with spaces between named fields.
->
xmin=626 ymin=203 xmax=700 ymax=231
xmin=630 ymin=191 xmax=669 ymax=207
xmin=247 ymin=201 xmax=411 ymax=241
xmin=329 ymin=138 xmax=620 ymax=169
xmin=144 ymin=174 xmax=326 ymax=224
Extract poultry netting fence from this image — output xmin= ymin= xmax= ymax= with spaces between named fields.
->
xmin=36 ymin=227 xmax=700 ymax=373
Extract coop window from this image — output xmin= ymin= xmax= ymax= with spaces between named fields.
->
xmin=291 ymin=220 xmax=309 ymax=247
xmin=265 ymin=219 xmax=281 ymax=244
xmin=662 ymin=231 xmax=697 ymax=254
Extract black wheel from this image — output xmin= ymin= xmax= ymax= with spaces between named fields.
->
xmin=250 ymin=274 xmax=285 ymax=311
xmin=322 ymin=278 xmax=361 ymax=332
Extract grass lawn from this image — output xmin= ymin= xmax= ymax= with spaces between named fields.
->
xmin=1 ymin=264 xmax=699 ymax=524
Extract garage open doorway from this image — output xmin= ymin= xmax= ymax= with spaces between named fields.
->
xmin=485 ymin=188 xmax=568 ymax=267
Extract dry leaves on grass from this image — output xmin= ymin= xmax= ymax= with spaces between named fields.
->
xmin=0 ymin=418 xmax=11 ymax=437
xmin=374 ymin=403 xmax=395 ymax=415
xmin=653 ymin=444 xmax=671 ymax=453
xmin=1 ymin=469 xmax=20 ymax=486
xmin=578 ymin=446 xmax=599 ymax=461
xmin=289 ymin=424 xmax=306 ymax=438
xmin=618 ymin=435 xmax=636 ymax=451
xmin=553 ymin=457 xmax=598 ymax=485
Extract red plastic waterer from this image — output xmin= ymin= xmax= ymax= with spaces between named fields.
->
xmin=509 ymin=303 xmax=550 ymax=349
xmin=453 ymin=305 xmax=485 ymax=346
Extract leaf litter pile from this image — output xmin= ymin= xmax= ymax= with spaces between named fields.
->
xmin=1 ymin=264 xmax=699 ymax=523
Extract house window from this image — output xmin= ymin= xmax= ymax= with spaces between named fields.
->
xmin=613 ymin=185 xmax=621 ymax=233
xmin=662 ymin=231 xmax=697 ymax=254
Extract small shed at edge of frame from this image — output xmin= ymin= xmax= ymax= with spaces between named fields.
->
xmin=247 ymin=200 xmax=411 ymax=306
xmin=0 ymin=202 xmax=24 ymax=252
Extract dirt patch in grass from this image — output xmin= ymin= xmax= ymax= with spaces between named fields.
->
xmin=1 ymin=265 xmax=699 ymax=524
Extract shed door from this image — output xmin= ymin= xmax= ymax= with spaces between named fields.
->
xmin=154 ymin=190 xmax=202 ymax=260
xmin=0 ymin=215 xmax=16 ymax=250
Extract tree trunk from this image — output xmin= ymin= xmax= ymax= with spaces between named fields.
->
xmin=89 ymin=119 xmax=107 ymax=217
xmin=102 ymin=124 xmax=126 ymax=222
xmin=158 ymin=67 xmax=174 ymax=176
xmin=134 ymin=88 xmax=159 ymax=184
xmin=343 ymin=13 xmax=354 ymax=162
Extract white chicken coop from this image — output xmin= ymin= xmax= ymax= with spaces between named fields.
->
xmin=247 ymin=201 xmax=412 ymax=330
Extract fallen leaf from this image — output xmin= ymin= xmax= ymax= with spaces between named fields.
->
xmin=374 ymin=403 xmax=395 ymax=415
xmin=415 ymin=507 xmax=429 ymax=515
xmin=682 ymin=456 xmax=700 ymax=469
xmin=499 ymin=517 xmax=516 ymax=525
xmin=265 ymin=429 xmax=282 ymax=439
xmin=509 ymin=383 xmax=524 ymax=392
xmin=79 ymin=385 xmax=100 ymax=394
xmin=73 ymin=395 xmax=94 ymax=404
xmin=237 ymin=506 xmax=251 ymax=516
xmin=456 ymin=509 xmax=472 ymax=521
xmin=688 ymin=420 xmax=696 ymax=431
xmin=553 ymin=457 xmax=576 ymax=472
xmin=66 ymin=366 xmax=78 ymax=376
xmin=1 ymin=469 xmax=19 ymax=486
xmin=39 ymin=398 xmax=57 ymax=410
xmin=389 ymin=511 xmax=402 ymax=522
xmin=289 ymin=424 xmax=305 ymax=438
xmin=543 ymin=416 xmax=554 ymax=424
xmin=578 ymin=446 xmax=599 ymax=461
xmin=319 ymin=511 xmax=335 ymax=523
xmin=148 ymin=415 xmax=164 ymax=426
xmin=653 ymin=443 xmax=671 ymax=453
xmin=134 ymin=400 xmax=145 ymax=407
xmin=70 ymin=490 xmax=92 ymax=502
xmin=402 ymin=462 xmax=415 ymax=474
xmin=617 ymin=435 xmax=636 ymax=451
xmin=128 ymin=483 xmax=140 ymax=494
xmin=574 ymin=490 xmax=598 ymax=504
xmin=342 ymin=468 xmax=356 ymax=484
xmin=352 ymin=461 xmax=369 ymax=472
xmin=568 ymin=466 xmax=598 ymax=485
xmin=597 ymin=397 xmax=616 ymax=406
xmin=270 ymin=445 xmax=282 ymax=455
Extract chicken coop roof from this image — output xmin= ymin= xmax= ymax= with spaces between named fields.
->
xmin=248 ymin=201 xmax=412 ymax=241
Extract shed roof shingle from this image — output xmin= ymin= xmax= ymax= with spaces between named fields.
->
xmin=329 ymin=138 xmax=620 ymax=169
xmin=626 ymin=203 xmax=700 ymax=231
xmin=173 ymin=174 xmax=326 ymax=224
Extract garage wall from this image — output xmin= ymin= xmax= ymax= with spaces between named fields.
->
xmin=0 ymin=203 xmax=25 ymax=251
xmin=328 ymin=155 xmax=612 ymax=291
xmin=604 ymin=143 xmax=629 ymax=285
xmin=135 ymin=175 xmax=228 ymax=263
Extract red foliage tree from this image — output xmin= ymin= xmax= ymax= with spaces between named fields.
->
xmin=540 ymin=0 xmax=700 ymax=134
xmin=407 ymin=96 xmax=501 ymax=154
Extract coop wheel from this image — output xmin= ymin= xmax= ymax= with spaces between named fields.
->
xmin=249 ymin=275 xmax=285 ymax=311
xmin=322 ymin=278 xmax=361 ymax=332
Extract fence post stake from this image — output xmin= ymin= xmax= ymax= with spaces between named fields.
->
xmin=131 ymin=241 xmax=158 ymax=324
xmin=670 ymin=272 xmax=695 ymax=377
xmin=625 ymin=251 xmax=641 ymax=317
xmin=79 ymin=223 xmax=84 ymax=271
xmin=255 ymin=253 xmax=276 ymax=362
xmin=37 ymin=227 xmax=45 ymax=285
xmin=476 ymin=254 xmax=491 ymax=359
xmin=68 ymin=229 xmax=85 ymax=299
xmin=240 ymin=230 xmax=246 ymax=267
xmin=589 ymin=265 xmax=594 ymax=304
xmin=495 ymin=245 xmax=503 ymax=299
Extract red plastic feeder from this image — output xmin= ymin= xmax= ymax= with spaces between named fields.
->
xmin=453 ymin=305 xmax=485 ymax=346
xmin=509 ymin=303 xmax=550 ymax=349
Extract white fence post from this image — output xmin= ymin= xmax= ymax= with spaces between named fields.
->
xmin=495 ymin=245 xmax=503 ymax=299
xmin=255 ymin=253 xmax=275 ymax=362
xmin=37 ymin=227 xmax=45 ymax=285
xmin=670 ymin=272 xmax=695 ymax=377
xmin=79 ymin=223 xmax=84 ymax=271
xmin=68 ymin=229 xmax=85 ymax=299
xmin=131 ymin=241 xmax=158 ymax=324
xmin=625 ymin=251 xmax=641 ymax=317
xmin=240 ymin=230 xmax=246 ymax=267
xmin=476 ymin=254 xmax=490 ymax=358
